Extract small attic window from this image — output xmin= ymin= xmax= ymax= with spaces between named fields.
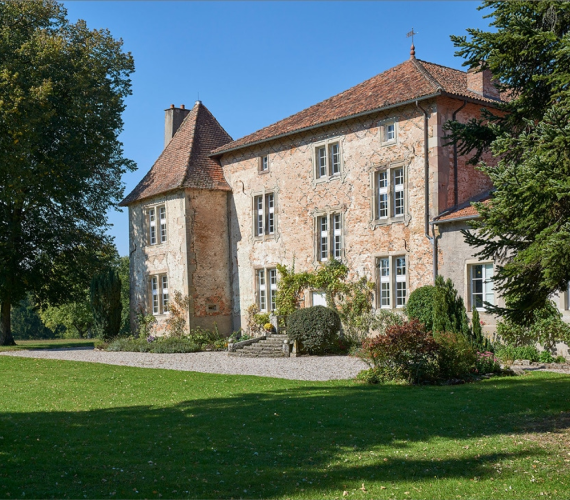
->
xmin=259 ymin=155 xmax=269 ymax=173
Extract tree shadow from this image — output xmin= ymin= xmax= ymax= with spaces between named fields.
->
xmin=1 ymin=374 xmax=569 ymax=498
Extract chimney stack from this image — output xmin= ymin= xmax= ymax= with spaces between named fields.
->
xmin=164 ymin=104 xmax=190 ymax=148
xmin=466 ymin=66 xmax=500 ymax=100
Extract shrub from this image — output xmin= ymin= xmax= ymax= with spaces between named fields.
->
xmin=475 ymin=351 xmax=501 ymax=374
xmin=495 ymin=344 xmax=539 ymax=363
xmin=432 ymin=276 xmax=470 ymax=337
xmin=514 ymin=345 xmax=540 ymax=362
xmin=434 ymin=332 xmax=477 ymax=380
xmin=188 ymin=325 xmax=222 ymax=348
xmin=359 ymin=320 xmax=439 ymax=384
xmin=539 ymin=351 xmax=555 ymax=363
xmin=245 ymin=304 xmax=265 ymax=337
xmin=354 ymin=367 xmax=397 ymax=384
xmin=135 ymin=309 xmax=156 ymax=338
xmin=497 ymin=301 xmax=570 ymax=350
xmin=555 ymin=355 xmax=567 ymax=364
xmin=406 ymin=285 xmax=435 ymax=331
xmin=254 ymin=313 xmax=270 ymax=327
xmin=90 ymin=269 xmax=122 ymax=341
xmin=106 ymin=336 xmax=201 ymax=353
xmin=287 ymin=306 xmax=341 ymax=355
xmin=471 ymin=308 xmax=493 ymax=352
xmin=166 ymin=291 xmax=190 ymax=337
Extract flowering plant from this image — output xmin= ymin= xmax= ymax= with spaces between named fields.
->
xmin=146 ymin=335 xmax=156 ymax=343
xmin=475 ymin=351 xmax=500 ymax=374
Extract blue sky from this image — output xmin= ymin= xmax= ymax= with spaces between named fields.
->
xmin=62 ymin=1 xmax=493 ymax=256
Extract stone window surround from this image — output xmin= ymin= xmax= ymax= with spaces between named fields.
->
xmin=374 ymin=253 xmax=408 ymax=310
xmin=144 ymin=202 xmax=167 ymax=247
xmin=464 ymin=259 xmax=494 ymax=312
xmin=258 ymin=154 xmax=270 ymax=174
xmin=369 ymin=159 xmax=410 ymax=227
xmin=254 ymin=267 xmax=278 ymax=313
xmin=312 ymin=136 xmax=344 ymax=183
xmin=148 ymin=272 xmax=169 ymax=316
xmin=251 ymin=188 xmax=279 ymax=242
xmin=379 ymin=116 xmax=399 ymax=147
xmin=312 ymin=206 xmax=346 ymax=264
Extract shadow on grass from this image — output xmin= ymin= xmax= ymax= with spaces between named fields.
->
xmin=1 ymin=373 xmax=569 ymax=498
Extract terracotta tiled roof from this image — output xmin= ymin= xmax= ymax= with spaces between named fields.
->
xmin=121 ymin=102 xmax=232 ymax=206
xmin=211 ymin=58 xmax=506 ymax=156
xmin=436 ymin=196 xmax=491 ymax=222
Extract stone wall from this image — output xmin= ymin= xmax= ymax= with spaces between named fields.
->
xmin=128 ymin=188 xmax=233 ymax=336
xmin=128 ymin=191 xmax=190 ymax=335
xmin=221 ymin=100 xmax=448 ymax=330
xmin=186 ymin=188 xmax=233 ymax=334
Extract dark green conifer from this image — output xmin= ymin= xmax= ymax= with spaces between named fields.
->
xmin=90 ymin=269 xmax=122 ymax=340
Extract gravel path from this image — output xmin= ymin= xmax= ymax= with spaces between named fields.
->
xmin=0 ymin=348 xmax=367 ymax=381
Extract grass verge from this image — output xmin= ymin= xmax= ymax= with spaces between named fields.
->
xmin=0 ymin=338 xmax=95 ymax=352
xmin=0 ymin=356 xmax=569 ymax=498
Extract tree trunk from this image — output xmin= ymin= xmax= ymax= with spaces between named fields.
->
xmin=0 ymin=301 xmax=16 ymax=346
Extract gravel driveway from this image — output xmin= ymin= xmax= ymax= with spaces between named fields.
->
xmin=0 ymin=348 xmax=367 ymax=381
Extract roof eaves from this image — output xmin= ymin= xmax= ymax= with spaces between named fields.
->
xmin=209 ymin=91 xmax=442 ymax=158
xmin=432 ymin=214 xmax=481 ymax=225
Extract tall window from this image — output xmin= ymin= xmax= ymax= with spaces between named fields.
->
xmin=259 ymin=155 xmax=269 ymax=173
xmin=373 ymin=164 xmax=406 ymax=222
xmin=149 ymin=274 xmax=168 ymax=315
xmin=377 ymin=256 xmax=407 ymax=309
xmin=316 ymin=213 xmax=342 ymax=261
xmin=159 ymin=206 xmax=167 ymax=243
xmin=256 ymin=268 xmax=277 ymax=312
xmin=148 ymin=205 xmax=166 ymax=245
xmin=253 ymin=193 xmax=275 ymax=237
xmin=393 ymin=168 xmax=404 ymax=217
xmin=149 ymin=208 xmax=156 ymax=245
xmin=315 ymin=142 xmax=341 ymax=179
xmin=470 ymin=263 xmax=494 ymax=311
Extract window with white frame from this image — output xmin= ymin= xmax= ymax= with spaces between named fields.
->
xmin=315 ymin=141 xmax=341 ymax=180
xmin=256 ymin=268 xmax=277 ymax=312
xmin=373 ymin=163 xmax=406 ymax=222
xmin=148 ymin=205 xmax=166 ymax=245
xmin=377 ymin=256 xmax=407 ymax=309
xmin=259 ymin=155 xmax=269 ymax=173
xmin=470 ymin=263 xmax=494 ymax=311
xmin=149 ymin=273 xmax=168 ymax=315
xmin=316 ymin=212 xmax=343 ymax=261
xmin=253 ymin=193 xmax=275 ymax=237
xmin=380 ymin=119 xmax=397 ymax=145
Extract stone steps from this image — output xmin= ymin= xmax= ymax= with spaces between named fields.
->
xmin=229 ymin=334 xmax=290 ymax=358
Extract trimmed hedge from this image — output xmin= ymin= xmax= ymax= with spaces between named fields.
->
xmin=405 ymin=285 xmax=435 ymax=331
xmin=287 ymin=306 xmax=341 ymax=355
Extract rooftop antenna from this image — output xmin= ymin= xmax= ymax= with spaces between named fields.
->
xmin=407 ymin=28 xmax=418 ymax=59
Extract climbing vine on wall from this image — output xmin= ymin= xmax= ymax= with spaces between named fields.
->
xmin=275 ymin=259 xmax=374 ymax=328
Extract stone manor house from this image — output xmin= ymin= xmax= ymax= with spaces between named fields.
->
xmin=120 ymin=49 xmax=570 ymax=339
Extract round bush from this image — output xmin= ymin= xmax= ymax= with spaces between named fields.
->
xmin=406 ymin=285 xmax=435 ymax=331
xmin=287 ymin=306 xmax=341 ymax=355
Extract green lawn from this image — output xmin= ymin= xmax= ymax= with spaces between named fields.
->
xmin=0 ymin=357 xmax=569 ymax=499
xmin=0 ymin=338 xmax=95 ymax=352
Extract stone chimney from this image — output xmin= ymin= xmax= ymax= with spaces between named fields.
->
xmin=467 ymin=66 xmax=500 ymax=100
xmin=164 ymin=104 xmax=190 ymax=148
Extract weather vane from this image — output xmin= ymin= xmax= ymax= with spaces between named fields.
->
xmin=407 ymin=28 xmax=418 ymax=58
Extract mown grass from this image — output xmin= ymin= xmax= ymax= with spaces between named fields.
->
xmin=0 ymin=338 xmax=95 ymax=352
xmin=0 ymin=356 xmax=569 ymax=499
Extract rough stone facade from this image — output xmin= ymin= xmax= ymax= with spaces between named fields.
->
xmin=220 ymin=96 xmax=496 ymax=331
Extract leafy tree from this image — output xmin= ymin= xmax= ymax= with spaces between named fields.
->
xmin=444 ymin=1 xmax=570 ymax=324
xmin=12 ymin=295 xmax=56 ymax=340
xmin=90 ymin=269 xmax=122 ymax=340
xmin=0 ymin=0 xmax=135 ymax=345
xmin=40 ymin=292 xmax=93 ymax=338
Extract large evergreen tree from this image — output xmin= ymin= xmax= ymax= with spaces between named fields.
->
xmin=0 ymin=1 xmax=135 ymax=344
xmin=445 ymin=1 xmax=570 ymax=324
